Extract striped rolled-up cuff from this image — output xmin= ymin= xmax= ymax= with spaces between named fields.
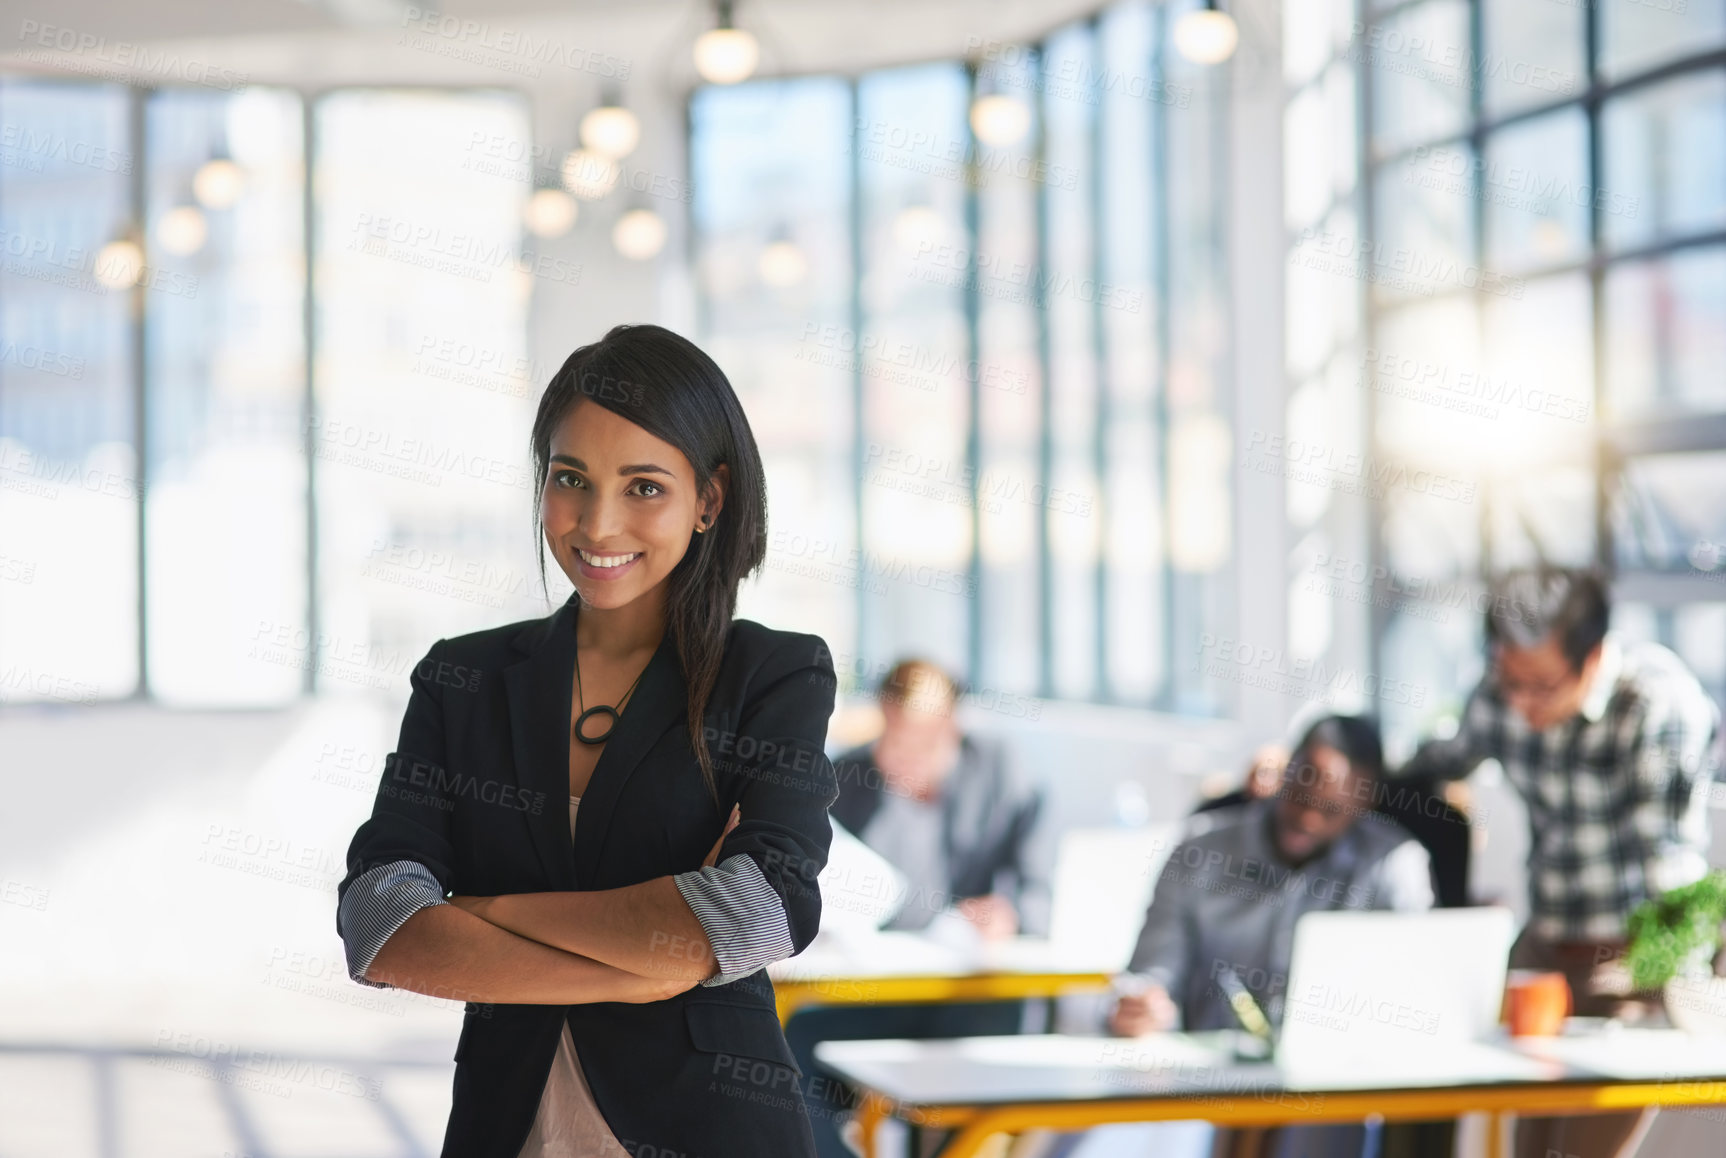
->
xmin=674 ymin=853 xmax=796 ymax=986
xmin=338 ymin=859 xmax=448 ymax=989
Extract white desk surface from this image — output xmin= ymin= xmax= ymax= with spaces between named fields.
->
xmin=813 ymin=1029 xmax=1726 ymax=1108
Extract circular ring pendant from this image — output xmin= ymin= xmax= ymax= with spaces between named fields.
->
xmin=574 ymin=705 xmax=620 ymax=745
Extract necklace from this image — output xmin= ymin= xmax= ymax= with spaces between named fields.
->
xmin=573 ymin=632 xmax=652 ymax=746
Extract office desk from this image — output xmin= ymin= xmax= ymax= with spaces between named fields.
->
xmin=815 ymin=1029 xmax=1726 ymax=1158
xmin=767 ymin=932 xmax=1116 ymax=1024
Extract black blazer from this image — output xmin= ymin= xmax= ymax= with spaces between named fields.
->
xmin=336 ymin=593 xmax=839 ymax=1158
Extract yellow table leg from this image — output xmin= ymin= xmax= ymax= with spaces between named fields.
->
xmin=1487 ymin=1110 xmax=1505 ymax=1158
xmin=855 ymin=1090 xmax=890 ymax=1158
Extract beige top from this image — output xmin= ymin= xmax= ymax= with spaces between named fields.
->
xmin=513 ymin=796 xmax=631 ymax=1158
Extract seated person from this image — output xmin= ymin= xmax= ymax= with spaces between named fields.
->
xmin=790 ymin=657 xmax=1051 ymax=1158
xmin=1105 ymin=715 xmax=1434 ymax=1158
xmin=829 ymin=657 xmax=1050 ymax=938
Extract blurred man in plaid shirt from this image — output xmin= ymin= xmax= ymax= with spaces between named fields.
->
xmin=1407 ymin=566 xmax=1722 ymax=1158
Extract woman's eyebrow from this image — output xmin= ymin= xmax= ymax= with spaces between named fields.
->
xmin=550 ymin=453 xmax=673 ymax=477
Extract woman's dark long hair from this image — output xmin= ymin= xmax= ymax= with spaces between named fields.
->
xmin=529 ymin=323 xmax=767 ymax=801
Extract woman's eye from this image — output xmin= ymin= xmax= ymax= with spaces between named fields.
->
xmin=553 ymin=471 xmax=582 ymax=488
xmin=633 ymin=481 xmax=662 ymax=497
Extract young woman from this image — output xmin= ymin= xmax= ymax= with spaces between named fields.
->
xmin=335 ymin=323 xmax=839 ymax=1158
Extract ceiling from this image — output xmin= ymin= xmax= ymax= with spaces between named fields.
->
xmin=0 ymin=0 xmax=1110 ymax=93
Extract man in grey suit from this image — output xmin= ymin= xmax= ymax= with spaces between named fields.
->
xmin=828 ymin=657 xmax=1051 ymax=938
xmin=790 ymin=657 xmax=1051 ymax=1158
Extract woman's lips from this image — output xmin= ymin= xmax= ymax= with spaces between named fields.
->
xmin=575 ymin=549 xmax=643 ymax=581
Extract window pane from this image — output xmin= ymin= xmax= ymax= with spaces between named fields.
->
xmin=311 ymin=90 xmax=535 ymax=697
xmin=692 ymin=78 xmax=856 ymax=656
xmin=1604 ymin=247 xmax=1726 ymax=418
xmin=974 ymin=48 xmax=1043 ymax=697
xmin=1480 ymin=0 xmax=1585 ymax=117
xmin=1099 ymin=0 xmax=1165 ymax=703
xmin=1613 ymin=452 xmax=1726 ymax=571
xmin=1600 ymin=0 xmax=1726 ymax=80
xmin=1361 ymin=0 xmax=1472 ymax=157
xmin=1373 ymin=146 xmax=1477 ymax=304
xmin=144 ymin=88 xmax=306 ymax=704
xmin=1043 ymin=24 xmax=1101 ymax=700
xmin=1602 ymin=69 xmax=1726 ymax=252
xmin=1165 ymin=45 xmax=1232 ymax=716
xmin=0 ymin=81 xmax=137 ymax=703
xmin=1482 ymin=108 xmax=1590 ymax=273
xmin=857 ymin=64 xmax=972 ymax=678
xmin=1480 ymin=273 xmax=1595 ymax=464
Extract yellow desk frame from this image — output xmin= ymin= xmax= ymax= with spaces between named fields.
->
xmin=773 ymin=971 xmax=1115 ymax=1025
xmin=848 ymin=1078 xmax=1726 ymax=1158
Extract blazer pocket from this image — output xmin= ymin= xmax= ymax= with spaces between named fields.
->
xmin=683 ymin=999 xmax=803 ymax=1077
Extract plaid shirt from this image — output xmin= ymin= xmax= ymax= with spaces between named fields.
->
xmin=1448 ymin=634 xmax=1721 ymax=941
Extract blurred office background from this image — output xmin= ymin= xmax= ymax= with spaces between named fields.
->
xmin=0 ymin=0 xmax=1722 ymax=1152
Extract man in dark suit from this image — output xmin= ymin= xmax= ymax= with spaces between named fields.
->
xmin=791 ymin=658 xmax=1051 ymax=1157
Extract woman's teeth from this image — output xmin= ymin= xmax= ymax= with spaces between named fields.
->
xmin=578 ymin=549 xmax=640 ymax=568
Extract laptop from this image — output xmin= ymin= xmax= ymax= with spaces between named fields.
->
xmin=1274 ymin=907 xmax=1517 ymax=1078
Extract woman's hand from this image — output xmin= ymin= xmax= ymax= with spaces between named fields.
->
xmin=703 ymin=804 xmax=741 ymax=868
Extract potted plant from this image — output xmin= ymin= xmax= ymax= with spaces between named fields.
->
xmin=1625 ymin=870 xmax=1726 ymax=1034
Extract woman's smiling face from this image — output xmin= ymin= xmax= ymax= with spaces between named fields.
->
xmin=542 ymin=398 xmax=725 ymax=611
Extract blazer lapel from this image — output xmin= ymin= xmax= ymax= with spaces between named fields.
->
xmin=501 ymin=594 xmax=687 ymax=892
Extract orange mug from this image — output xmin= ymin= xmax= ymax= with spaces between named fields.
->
xmin=1504 ymin=969 xmax=1572 ymax=1036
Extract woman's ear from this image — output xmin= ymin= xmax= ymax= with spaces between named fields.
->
xmin=700 ymin=463 xmax=730 ymax=528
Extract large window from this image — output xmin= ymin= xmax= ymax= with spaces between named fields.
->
xmin=1287 ymin=0 xmax=1726 ymax=753
xmin=692 ymin=0 xmax=1235 ymax=715
xmin=0 ymin=80 xmax=532 ymax=708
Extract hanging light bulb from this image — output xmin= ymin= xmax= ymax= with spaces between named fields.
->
xmin=758 ymin=236 xmax=806 ymax=287
xmin=1174 ymin=1 xmax=1239 ymax=65
xmin=524 ymin=187 xmax=578 ymax=239
xmin=613 ymin=207 xmax=668 ymax=260
xmin=969 ymin=93 xmax=1031 ymax=147
xmin=580 ymin=96 xmax=641 ymax=160
xmin=192 ymin=157 xmax=244 ymax=208
xmin=155 ymin=205 xmax=208 ymax=256
xmin=561 ymin=148 xmax=620 ymax=200
xmin=693 ymin=0 xmax=759 ymax=85
xmin=95 ymin=236 xmax=145 ymax=289
xmin=892 ymin=205 xmax=946 ymax=253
